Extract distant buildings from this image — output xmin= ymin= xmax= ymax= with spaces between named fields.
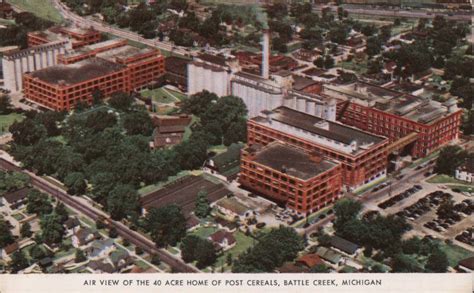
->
xmin=150 ymin=115 xmax=192 ymax=148
xmin=27 ymin=26 xmax=101 ymax=49
xmin=239 ymin=141 xmax=343 ymax=213
xmin=22 ymin=38 xmax=165 ymax=110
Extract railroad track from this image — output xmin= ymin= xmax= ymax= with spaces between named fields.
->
xmin=0 ymin=158 xmax=198 ymax=273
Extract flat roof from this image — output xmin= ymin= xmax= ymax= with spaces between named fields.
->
xmin=250 ymin=142 xmax=338 ymax=180
xmin=29 ymin=57 xmax=125 ymax=85
xmin=252 ymin=106 xmax=385 ymax=146
xmin=96 ymin=45 xmax=154 ymax=61
xmin=292 ymin=75 xmax=319 ymax=90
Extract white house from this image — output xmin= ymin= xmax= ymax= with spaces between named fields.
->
xmin=455 ymin=158 xmax=473 ymax=183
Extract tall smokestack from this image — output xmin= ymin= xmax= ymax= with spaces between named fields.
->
xmin=262 ymin=29 xmax=270 ymax=79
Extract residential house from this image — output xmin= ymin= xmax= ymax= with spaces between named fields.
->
xmin=72 ymin=228 xmax=100 ymax=248
xmin=63 ymin=217 xmax=81 ymax=237
xmin=85 ymin=239 xmax=115 ymax=259
xmin=2 ymin=188 xmax=30 ymax=211
xmin=110 ymin=250 xmax=134 ymax=272
xmin=457 ymin=256 xmax=474 ymax=273
xmin=276 ymin=262 xmax=309 ymax=273
xmin=88 ymin=260 xmax=116 ymax=273
xmin=214 ymin=197 xmax=251 ymax=220
xmin=455 ymin=158 xmax=473 ymax=183
xmin=150 ymin=115 xmax=192 ymax=149
xmin=208 ymin=230 xmax=236 ymax=252
xmin=296 ymin=254 xmax=325 ymax=269
xmin=330 ymin=235 xmax=360 ymax=257
xmin=0 ymin=242 xmax=19 ymax=262
xmin=315 ymin=247 xmax=343 ymax=266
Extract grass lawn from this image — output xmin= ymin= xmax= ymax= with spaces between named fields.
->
xmin=134 ymin=260 xmax=151 ymax=270
xmin=141 ymin=88 xmax=177 ymax=104
xmin=216 ymin=231 xmax=255 ymax=271
xmin=449 ymin=185 xmax=474 ymax=193
xmin=0 ymin=113 xmax=24 ymax=134
xmin=338 ymin=59 xmax=368 ymax=75
xmin=8 ymin=0 xmax=63 ymax=23
xmin=437 ymin=242 xmax=473 ymax=267
xmin=191 ymin=226 xmax=220 ymax=239
xmin=427 ymin=175 xmax=470 ymax=185
xmin=183 ymin=115 xmax=198 ymax=141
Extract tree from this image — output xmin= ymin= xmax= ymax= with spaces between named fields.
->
xmin=64 ymin=172 xmax=87 ymax=195
xmin=391 ymin=253 xmax=422 ymax=272
xmin=145 ymin=205 xmax=187 ymax=247
xmin=194 ymin=190 xmax=210 ymax=218
xmin=425 ymin=248 xmax=449 ymax=272
xmin=108 ymin=92 xmax=134 ymax=112
xmin=323 ymin=55 xmax=335 ymax=69
xmin=54 ymin=202 xmax=69 ymax=224
xmin=40 ymin=213 xmax=65 ymax=245
xmin=313 ymin=56 xmax=324 ymax=68
xmin=122 ymin=110 xmax=154 ymax=136
xmin=9 ymin=118 xmax=47 ymax=146
xmin=232 ymin=226 xmax=304 ymax=272
xmin=333 ymin=199 xmax=362 ymax=232
xmin=135 ymin=246 xmax=143 ymax=255
xmin=151 ymin=254 xmax=161 ymax=265
xmin=9 ymin=251 xmax=29 ymax=273
xmin=26 ymin=189 xmax=52 ymax=216
xmin=226 ymin=253 xmax=233 ymax=266
xmin=181 ymin=91 xmax=218 ymax=117
xmin=223 ymin=117 xmax=247 ymax=146
xmin=75 ymin=249 xmax=86 ymax=263
xmin=366 ymin=36 xmax=382 ymax=57
xmin=20 ymin=222 xmax=32 ymax=238
xmin=0 ymin=217 xmax=15 ymax=248
xmin=434 ymin=145 xmax=466 ymax=175
xmin=29 ymin=244 xmax=46 ymax=261
xmin=311 ymin=264 xmax=330 ymax=273
xmin=180 ymin=235 xmax=217 ymax=269
xmin=437 ymin=199 xmax=457 ymax=220
xmin=0 ymin=95 xmax=13 ymax=114
xmin=109 ymin=227 xmax=118 ymax=238
xmin=370 ymin=263 xmax=385 ymax=272
xmin=107 ymin=184 xmax=141 ymax=221
xmin=317 ymin=233 xmax=332 ymax=247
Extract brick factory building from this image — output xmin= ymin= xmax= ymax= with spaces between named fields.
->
xmin=239 ymin=142 xmax=343 ymax=213
xmin=22 ymin=39 xmax=165 ymax=110
xmin=247 ymin=107 xmax=389 ymax=191
xmin=28 ymin=26 xmax=101 ymax=49
xmin=323 ymin=81 xmax=462 ymax=158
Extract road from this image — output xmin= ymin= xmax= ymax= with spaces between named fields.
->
xmin=50 ymin=0 xmax=192 ymax=57
xmin=313 ymin=5 xmax=472 ymax=21
xmin=0 ymin=157 xmax=199 ymax=273
xmin=303 ymin=162 xmax=436 ymax=234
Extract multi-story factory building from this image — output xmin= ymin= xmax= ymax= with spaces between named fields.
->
xmin=27 ymin=26 xmax=101 ymax=49
xmin=323 ymin=82 xmax=462 ymax=158
xmin=239 ymin=142 xmax=343 ymax=213
xmin=247 ymin=106 xmax=389 ymax=191
xmin=22 ymin=39 xmax=165 ymax=110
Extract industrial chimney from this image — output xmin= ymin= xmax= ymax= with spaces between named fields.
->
xmin=262 ymin=29 xmax=270 ymax=79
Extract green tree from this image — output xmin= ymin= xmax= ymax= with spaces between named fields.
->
xmin=0 ymin=95 xmax=13 ymax=114
xmin=20 ymin=222 xmax=32 ymax=238
xmin=64 ymin=172 xmax=87 ymax=195
xmin=0 ymin=217 xmax=15 ymax=248
xmin=366 ymin=36 xmax=382 ymax=57
xmin=181 ymin=91 xmax=218 ymax=116
xmin=75 ymin=249 xmax=86 ymax=263
xmin=145 ymin=204 xmax=187 ymax=247
xmin=122 ymin=110 xmax=154 ymax=136
xmin=434 ymin=145 xmax=466 ymax=175
xmin=26 ymin=189 xmax=52 ymax=216
xmin=194 ymin=190 xmax=210 ymax=218
xmin=29 ymin=244 xmax=46 ymax=261
xmin=108 ymin=92 xmax=134 ymax=112
xmin=333 ymin=198 xmax=362 ymax=232
xmin=180 ymin=235 xmax=217 ymax=269
xmin=9 ymin=251 xmax=29 ymax=273
xmin=425 ymin=248 xmax=449 ymax=272
xmin=391 ymin=253 xmax=422 ymax=272
xmin=151 ymin=254 xmax=161 ymax=265
xmin=107 ymin=184 xmax=141 ymax=221
xmin=54 ymin=202 xmax=69 ymax=224
xmin=226 ymin=253 xmax=233 ymax=266
xmin=310 ymin=264 xmax=330 ymax=273
xmin=40 ymin=213 xmax=65 ymax=245
xmin=9 ymin=118 xmax=47 ymax=146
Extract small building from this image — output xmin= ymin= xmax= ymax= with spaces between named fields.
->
xmin=296 ymin=253 xmax=325 ymax=269
xmin=0 ymin=1 xmax=13 ymax=19
xmin=63 ymin=217 xmax=81 ymax=236
xmin=330 ymin=235 xmax=360 ymax=256
xmin=110 ymin=250 xmax=134 ymax=272
xmin=208 ymin=230 xmax=236 ymax=252
xmin=72 ymin=228 xmax=100 ymax=248
xmin=0 ymin=242 xmax=19 ymax=262
xmin=214 ymin=197 xmax=251 ymax=220
xmin=315 ymin=246 xmax=343 ymax=266
xmin=1 ymin=188 xmax=30 ymax=211
xmin=88 ymin=260 xmax=116 ymax=274
xmin=85 ymin=239 xmax=115 ymax=259
xmin=457 ymin=256 xmax=474 ymax=273
xmin=292 ymin=75 xmax=322 ymax=94
xmin=455 ymin=158 xmax=473 ymax=183
xmin=204 ymin=143 xmax=243 ymax=181
xmin=151 ymin=115 xmax=192 ymax=149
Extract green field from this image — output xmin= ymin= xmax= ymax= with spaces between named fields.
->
xmin=437 ymin=242 xmax=473 ymax=267
xmin=217 ymin=231 xmax=255 ymax=271
xmin=141 ymin=88 xmax=177 ymax=104
xmin=8 ymin=0 xmax=63 ymax=23
xmin=0 ymin=113 xmax=24 ymax=134
xmin=427 ymin=175 xmax=470 ymax=185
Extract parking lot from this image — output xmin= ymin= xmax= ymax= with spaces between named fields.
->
xmin=370 ymin=179 xmax=473 ymax=252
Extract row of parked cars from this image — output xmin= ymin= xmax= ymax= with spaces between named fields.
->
xmin=395 ymin=190 xmax=449 ymax=221
xmin=455 ymin=227 xmax=473 ymax=247
xmin=0 ymin=88 xmax=10 ymax=94
xmin=378 ymin=185 xmax=423 ymax=209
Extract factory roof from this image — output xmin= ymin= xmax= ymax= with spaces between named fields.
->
xmin=292 ymin=75 xmax=319 ymax=91
xmin=97 ymin=45 xmax=156 ymax=63
xmin=248 ymin=142 xmax=338 ymax=180
xmin=197 ymin=53 xmax=232 ymax=66
xmin=29 ymin=57 xmax=126 ymax=85
xmin=190 ymin=61 xmax=226 ymax=72
xmin=252 ymin=106 xmax=385 ymax=148
xmin=324 ymin=81 xmax=456 ymax=125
